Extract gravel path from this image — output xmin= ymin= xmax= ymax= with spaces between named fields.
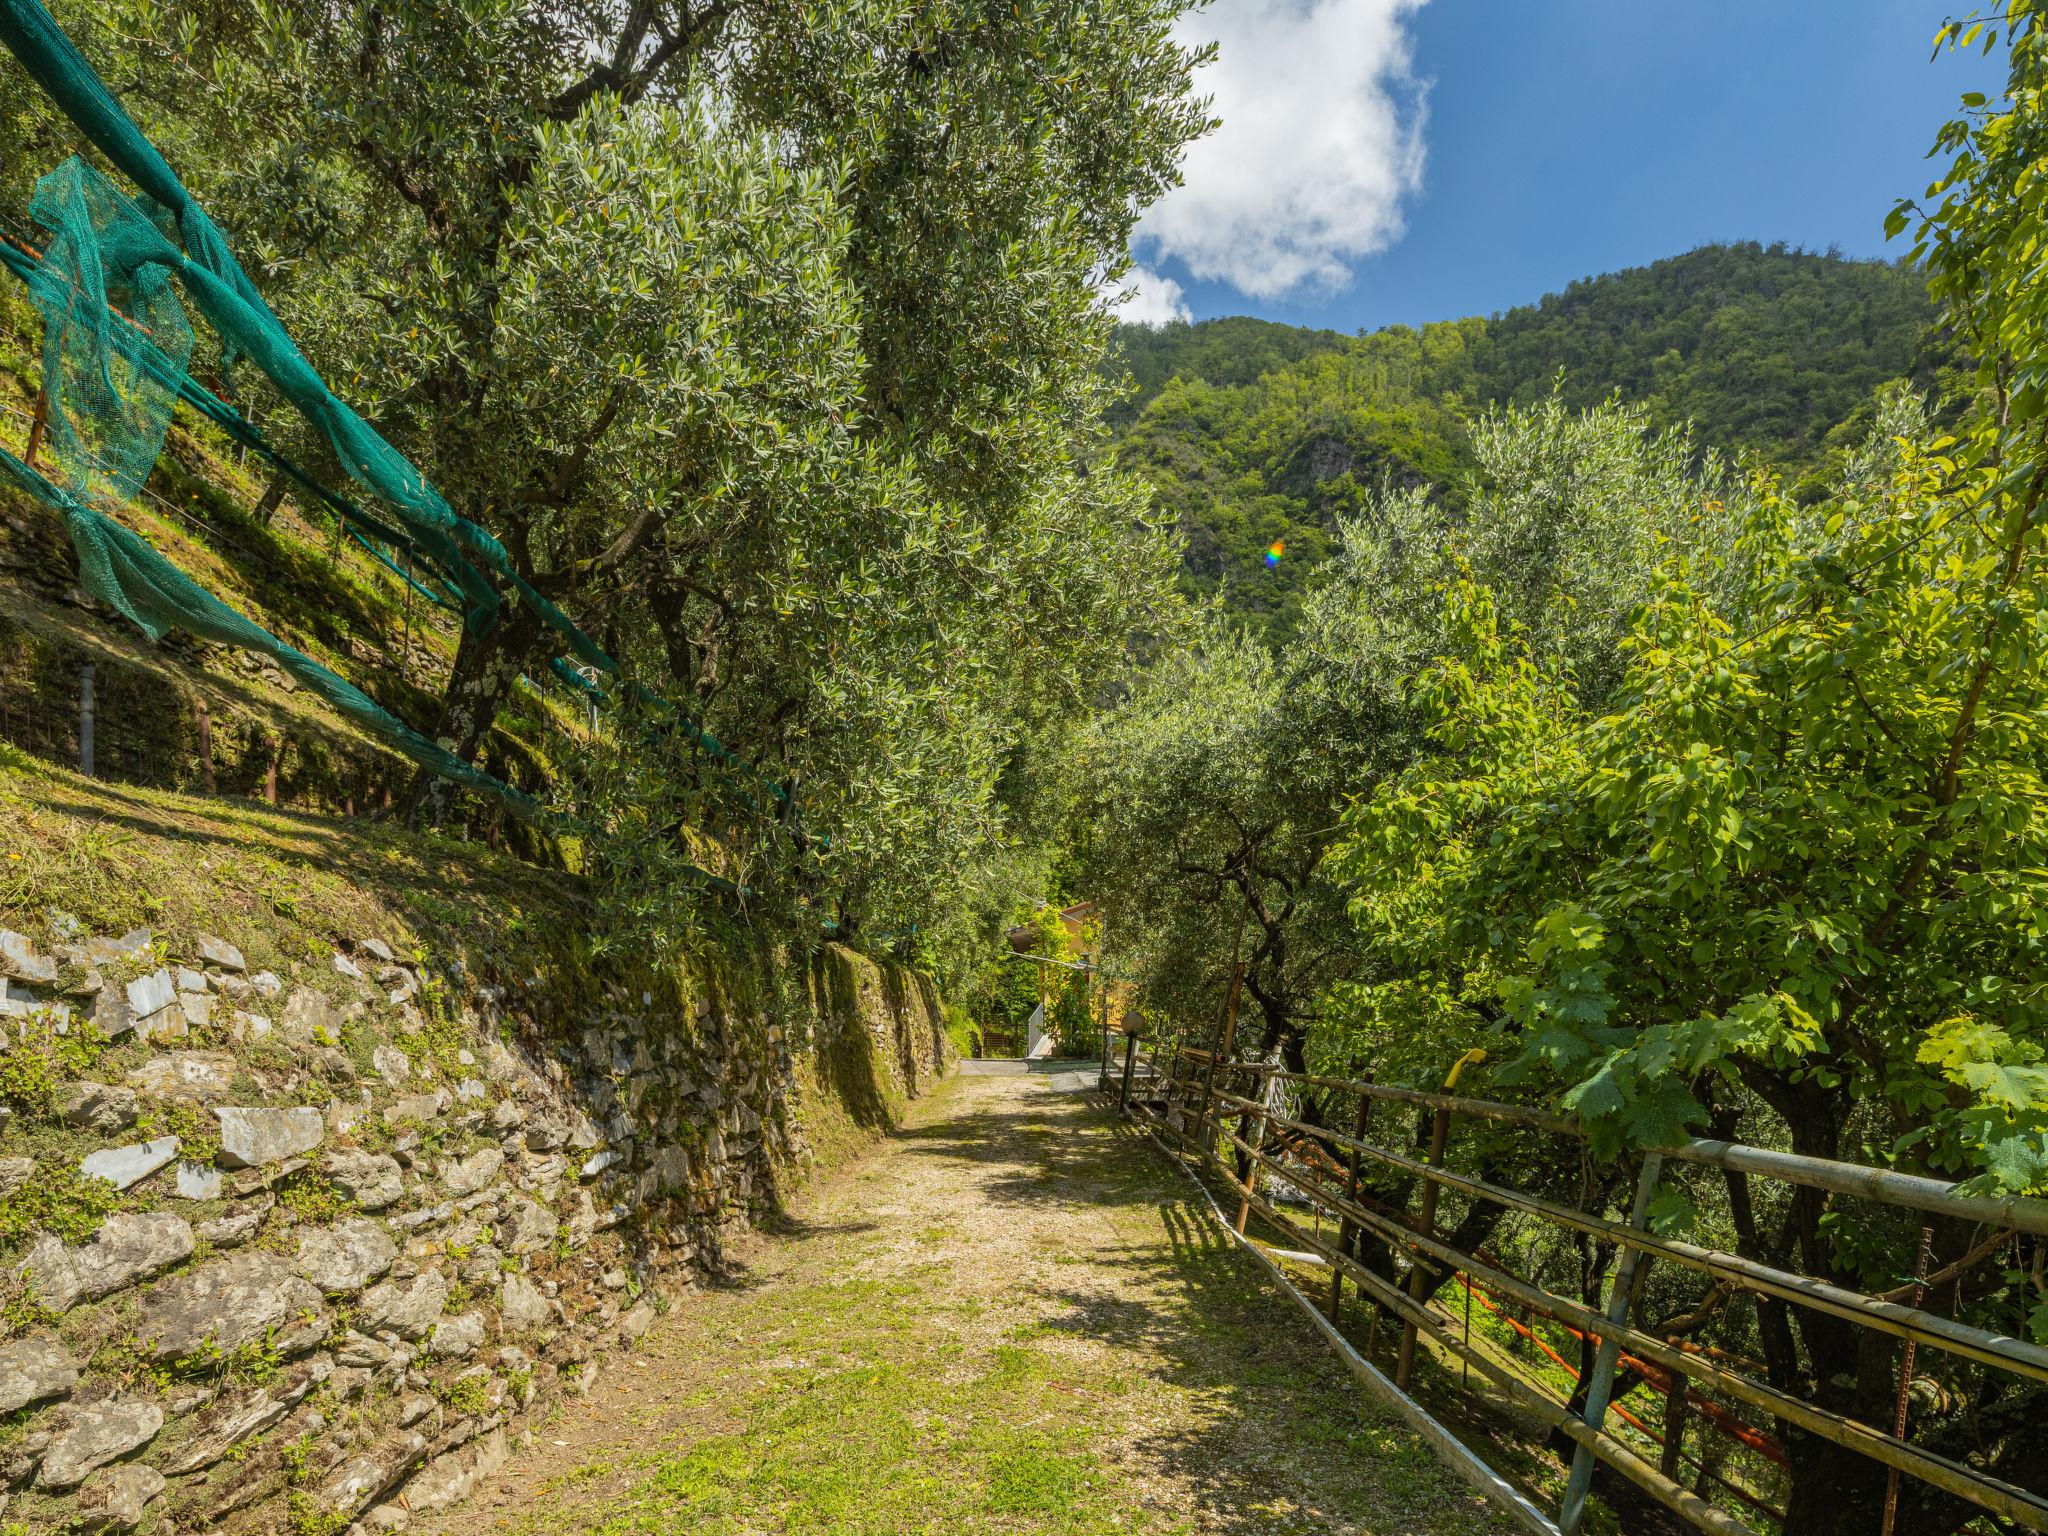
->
xmin=417 ymin=1064 xmax=1523 ymax=1536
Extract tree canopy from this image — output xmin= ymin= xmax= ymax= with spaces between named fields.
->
xmin=1070 ymin=17 xmax=2048 ymax=1528
xmin=6 ymin=0 xmax=1208 ymax=973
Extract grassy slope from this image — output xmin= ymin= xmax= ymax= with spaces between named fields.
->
xmin=0 ymin=280 xmax=585 ymax=815
xmin=0 ymin=746 xmax=567 ymax=976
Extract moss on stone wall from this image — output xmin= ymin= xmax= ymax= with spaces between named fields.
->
xmin=791 ymin=946 xmax=952 ymax=1179
xmin=0 ymin=764 xmax=952 ymax=1532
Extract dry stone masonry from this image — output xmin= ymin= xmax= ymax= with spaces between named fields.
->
xmin=0 ymin=920 xmax=950 ymax=1533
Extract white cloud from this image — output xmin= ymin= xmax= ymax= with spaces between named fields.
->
xmin=1138 ymin=0 xmax=1429 ymax=301
xmin=1104 ymin=264 xmax=1193 ymax=326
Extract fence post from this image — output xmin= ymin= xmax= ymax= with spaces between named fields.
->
xmin=1328 ymin=1075 xmax=1373 ymax=1321
xmin=24 ymin=386 xmax=47 ymax=468
xmin=1395 ymin=1103 xmax=1452 ymax=1389
xmin=193 ymin=693 xmax=215 ymax=794
xmin=1558 ymin=1151 xmax=1665 ymax=1536
xmin=1233 ymin=1077 xmax=1270 ymax=1234
xmin=1880 ymin=1225 xmax=1935 ymax=1536
xmin=77 ymin=664 xmax=94 ymax=778
xmin=1659 ymin=1375 xmax=1689 ymax=1480
xmin=1119 ymin=1032 xmax=1139 ymax=1114
xmin=1199 ymin=960 xmax=1243 ymax=1156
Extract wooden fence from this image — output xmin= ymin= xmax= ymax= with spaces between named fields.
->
xmin=1101 ymin=1032 xmax=2048 ymax=1536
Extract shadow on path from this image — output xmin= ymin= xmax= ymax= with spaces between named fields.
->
xmin=418 ymin=1067 xmax=1526 ymax=1536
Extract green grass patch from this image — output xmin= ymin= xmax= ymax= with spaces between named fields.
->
xmin=0 ymin=1158 xmax=131 ymax=1254
xmin=495 ymin=1272 xmax=1145 ymax=1536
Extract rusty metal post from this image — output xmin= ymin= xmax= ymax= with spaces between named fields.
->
xmin=1328 ymin=1076 xmax=1373 ymax=1321
xmin=24 ymin=386 xmax=47 ymax=468
xmin=1119 ymin=1032 xmax=1139 ymax=1114
xmin=1395 ymin=1104 xmax=1452 ymax=1389
xmin=1559 ymin=1151 xmax=1666 ymax=1536
xmin=1880 ymin=1226 xmax=1935 ymax=1536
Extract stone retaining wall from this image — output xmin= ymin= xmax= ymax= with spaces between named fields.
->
xmin=0 ymin=922 xmax=949 ymax=1533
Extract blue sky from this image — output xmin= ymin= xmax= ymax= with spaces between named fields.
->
xmin=1120 ymin=0 xmax=2002 ymax=333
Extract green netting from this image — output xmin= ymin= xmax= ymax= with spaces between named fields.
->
xmin=0 ymin=0 xmax=792 ymax=836
xmin=1 ymin=222 xmax=515 ymax=630
xmin=25 ymin=156 xmax=190 ymax=506
xmin=0 ymin=153 xmax=519 ymax=817
xmin=0 ymin=448 xmax=542 ymax=814
xmin=0 ymin=0 xmax=623 ymax=654
xmin=2 ymin=175 xmax=782 ymax=810
xmin=0 ymin=205 xmax=492 ymax=628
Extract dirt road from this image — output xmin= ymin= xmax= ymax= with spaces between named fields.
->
xmin=416 ymin=1062 xmax=1522 ymax=1536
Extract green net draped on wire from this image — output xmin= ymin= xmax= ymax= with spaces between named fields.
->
xmin=0 ymin=0 xmax=524 ymax=635
xmin=0 ymin=453 xmax=544 ymax=813
xmin=0 ymin=0 xmax=777 ymax=717
xmin=0 ymin=0 xmax=790 ymax=822
xmin=26 ymin=156 xmax=191 ymax=508
xmin=0 ymin=219 xmax=495 ymax=623
xmin=0 ymin=152 xmax=541 ymax=816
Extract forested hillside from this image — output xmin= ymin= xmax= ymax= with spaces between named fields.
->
xmin=1105 ymin=315 xmax=1350 ymax=427
xmin=1108 ymin=243 xmax=1942 ymax=637
xmin=1468 ymin=242 xmax=1941 ymax=454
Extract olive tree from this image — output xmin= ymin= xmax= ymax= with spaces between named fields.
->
xmin=47 ymin=0 xmax=1206 ymax=819
xmin=1079 ymin=394 xmax=1752 ymax=1085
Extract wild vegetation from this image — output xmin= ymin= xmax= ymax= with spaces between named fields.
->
xmin=2 ymin=1 xmax=2046 ymax=1532
xmin=1072 ymin=13 xmax=2048 ymax=1533
xmin=0 ymin=0 xmax=1209 ymax=991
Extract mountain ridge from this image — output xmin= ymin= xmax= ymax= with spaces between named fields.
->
xmin=1105 ymin=242 xmax=1944 ymax=636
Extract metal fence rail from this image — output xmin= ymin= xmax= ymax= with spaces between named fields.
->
xmin=1100 ymin=1033 xmax=2048 ymax=1536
